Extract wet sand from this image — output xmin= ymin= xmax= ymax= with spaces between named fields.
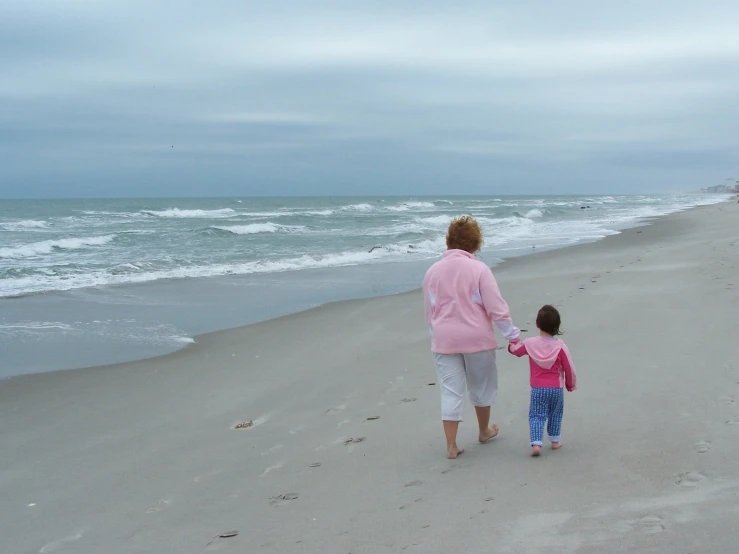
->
xmin=1 ymin=200 xmax=738 ymax=553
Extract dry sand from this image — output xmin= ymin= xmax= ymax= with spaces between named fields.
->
xmin=1 ymin=200 xmax=738 ymax=554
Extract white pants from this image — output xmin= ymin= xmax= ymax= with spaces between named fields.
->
xmin=433 ymin=350 xmax=498 ymax=421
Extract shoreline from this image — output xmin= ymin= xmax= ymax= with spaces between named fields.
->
xmin=1 ymin=200 xmax=728 ymax=380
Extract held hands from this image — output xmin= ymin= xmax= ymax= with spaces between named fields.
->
xmin=506 ymin=339 xmax=519 ymax=354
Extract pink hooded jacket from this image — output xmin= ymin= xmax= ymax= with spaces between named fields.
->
xmin=423 ymin=249 xmax=520 ymax=354
xmin=508 ymin=336 xmax=577 ymax=391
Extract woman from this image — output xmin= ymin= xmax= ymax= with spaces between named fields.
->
xmin=423 ymin=216 xmax=520 ymax=459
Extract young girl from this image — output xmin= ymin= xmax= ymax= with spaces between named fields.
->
xmin=508 ymin=305 xmax=576 ymax=457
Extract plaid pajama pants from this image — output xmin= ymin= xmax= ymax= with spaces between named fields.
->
xmin=529 ymin=387 xmax=564 ymax=446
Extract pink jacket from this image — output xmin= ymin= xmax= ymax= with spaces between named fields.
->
xmin=423 ymin=249 xmax=519 ymax=354
xmin=508 ymin=336 xmax=577 ymax=391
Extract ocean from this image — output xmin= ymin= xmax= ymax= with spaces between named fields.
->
xmin=0 ymin=194 xmax=727 ymax=376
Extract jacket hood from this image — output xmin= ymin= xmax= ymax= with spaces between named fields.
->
xmin=523 ymin=336 xmax=563 ymax=370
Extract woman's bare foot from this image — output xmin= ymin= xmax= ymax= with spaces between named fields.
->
xmin=479 ymin=424 xmax=499 ymax=443
xmin=530 ymin=445 xmax=541 ymax=457
xmin=447 ymin=447 xmax=465 ymax=459
xmin=551 ymin=442 xmax=562 ymax=450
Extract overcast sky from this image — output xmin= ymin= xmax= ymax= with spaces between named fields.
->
xmin=1 ymin=1 xmax=738 ymax=198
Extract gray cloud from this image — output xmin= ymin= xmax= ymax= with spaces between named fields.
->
xmin=1 ymin=0 xmax=738 ymax=197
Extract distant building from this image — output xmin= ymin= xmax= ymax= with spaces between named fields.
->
xmin=701 ymin=184 xmax=737 ymax=193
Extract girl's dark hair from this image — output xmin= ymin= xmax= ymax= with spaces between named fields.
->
xmin=536 ymin=304 xmax=562 ymax=336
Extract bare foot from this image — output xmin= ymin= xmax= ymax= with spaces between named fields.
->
xmin=447 ymin=447 xmax=465 ymax=459
xmin=479 ymin=424 xmax=500 ymax=443
xmin=530 ymin=445 xmax=541 ymax=457
xmin=551 ymin=442 xmax=562 ymax=450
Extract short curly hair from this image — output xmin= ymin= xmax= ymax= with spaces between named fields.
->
xmin=446 ymin=216 xmax=483 ymax=253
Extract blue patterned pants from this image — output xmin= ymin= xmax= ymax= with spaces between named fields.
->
xmin=529 ymin=387 xmax=564 ymax=446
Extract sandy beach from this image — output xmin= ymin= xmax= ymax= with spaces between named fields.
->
xmin=1 ymin=199 xmax=738 ymax=553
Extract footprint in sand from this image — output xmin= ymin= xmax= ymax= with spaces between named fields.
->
xmin=399 ymin=497 xmax=422 ymax=510
xmin=39 ymin=531 xmax=85 ymax=553
xmin=205 ymin=536 xmax=236 ymax=551
xmin=261 ymin=444 xmax=284 ymax=457
xmin=404 ymin=480 xmax=423 ymax=487
xmin=718 ymin=396 xmax=735 ymax=405
xmin=695 ymin=441 xmax=712 ymax=454
xmin=638 ymin=515 xmax=667 ymax=534
xmin=326 ymin=404 xmax=347 ymax=416
xmin=205 ymin=531 xmax=239 ymax=551
xmin=675 ymin=471 xmax=706 ymax=487
xmin=400 ymin=397 xmax=417 ymax=403
xmin=270 ymin=493 xmax=298 ymax=506
xmin=194 ymin=468 xmax=225 ymax=482
xmin=260 ymin=462 xmax=284 ymax=477
xmin=725 ymin=416 xmax=739 ymax=425
xmin=146 ymin=498 xmax=173 ymax=514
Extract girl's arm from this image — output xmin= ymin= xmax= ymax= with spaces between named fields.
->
xmin=479 ymin=268 xmax=520 ymax=342
xmin=559 ymin=347 xmax=577 ymax=391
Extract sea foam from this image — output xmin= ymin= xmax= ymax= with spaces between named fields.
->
xmin=214 ymin=223 xmax=306 ymax=235
xmin=0 ymin=220 xmax=49 ymax=231
xmin=0 ymin=235 xmax=116 ymax=259
xmin=141 ymin=208 xmax=236 ymax=218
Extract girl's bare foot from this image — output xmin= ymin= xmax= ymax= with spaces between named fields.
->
xmin=447 ymin=447 xmax=465 ymax=459
xmin=551 ymin=442 xmax=562 ymax=450
xmin=530 ymin=445 xmax=541 ymax=457
xmin=479 ymin=424 xmax=499 ymax=443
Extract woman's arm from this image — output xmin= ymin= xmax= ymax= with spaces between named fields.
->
xmin=422 ymin=275 xmax=433 ymax=327
xmin=479 ymin=268 xmax=520 ymax=341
